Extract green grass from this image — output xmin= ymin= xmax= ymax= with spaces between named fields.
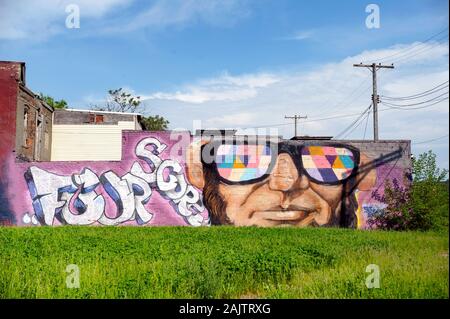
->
xmin=0 ymin=226 xmax=448 ymax=298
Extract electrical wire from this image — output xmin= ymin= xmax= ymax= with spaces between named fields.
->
xmin=341 ymin=109 xmax=371 ymax=139
xmin=334 ymin=104 xmax=372 ymax=139
xmin=381 ymin=91 xmax=448 ymax=107
xmin=413 ymin=134 xmax=449 ymax=145
xmin=391 ymin=36 xmax=448 ymax=63
xmin=363 ymin=107 xmax=371 ymax=140
xmin=390 ymin=36 xmax=449 ymax=64
xmin=363 ymin=27 xmax=449 ymax=64
xmin=381 ymin=96 xmax=448 ymax=110
xmin=381 ymin=81 xmax=449 ymax=100
xmin=310 ymin=75 xmax=372 ymax=118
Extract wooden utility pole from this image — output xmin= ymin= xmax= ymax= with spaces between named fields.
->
xmin=353 ymin=62 xmax=394 ymax=141
xmin=285 ymin=115 xmax=307 ymax=137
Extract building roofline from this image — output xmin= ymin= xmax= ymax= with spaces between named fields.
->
xmin=0 ymin=60 xmax=25 ymax=65
xmin=56 ymin=108 xmax=142 ymax=116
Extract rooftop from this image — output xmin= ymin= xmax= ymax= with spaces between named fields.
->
xmin=56 ymin=108 xmax=142 ymax=116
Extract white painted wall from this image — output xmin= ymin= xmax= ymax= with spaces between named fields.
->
xmin=51 ymin=121 xmax=135 ymax=161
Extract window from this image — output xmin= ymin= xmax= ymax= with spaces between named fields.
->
xmin=95 ymin=114 xmax=104 ymax=123
xmin=88 ymin=113 xmax=104 ymax=124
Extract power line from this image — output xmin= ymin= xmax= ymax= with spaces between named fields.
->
xmin=364 ymin=27 xmax=449 ymax=63
xmin=334 ymin=104 xmax=372 ymax=139
xmin=340 ymin=106 xmax=371 ymax=139
xmin=342 ymin=108 xmax=371 ymax=139
xmin=393 ymin=42 xmax=449 ymax=65
xmin=310 ymin=75 xmax=372 ymax=118
xmin=381 ymin=81 xmax=449 ymax=100
xmin=381 ymin=91 xmax=448 ymax=107
xmin=413 ymin=134 xmax=449 ymax=145
xmin=390 ymin=35 xmax=449 ymax=65
xmin=363 ymin=107 xmax=371 ymax=140
xmin=306 ymin=72 xmax=369 ymax=118
xmin=381 ymin=96 xmax=448 ymax=110
xmin=239 ymin=88 xmax=446 ymax=130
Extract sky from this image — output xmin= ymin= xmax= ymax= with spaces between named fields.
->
xmin=0 ymin=0 xmax=449 ymax=168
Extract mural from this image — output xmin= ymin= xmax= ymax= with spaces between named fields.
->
xmin=0 ymin=132 xmax=209 ymax=227
xmin=23 ymin=136 xmax=207 ymax=226
xmin=0 ymin=131 xmax=409 ymax=228
xmin=186 ymin=138 xmax=407 ymax=228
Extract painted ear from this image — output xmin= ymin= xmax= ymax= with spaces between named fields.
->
xmin=185 ymin=139 xmax=208 ymax=189
xmin=355 ymin=153 xmax=377 ymax=191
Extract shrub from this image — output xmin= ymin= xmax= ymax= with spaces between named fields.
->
xmin=368 ymin=151 xmax=449 ymax=231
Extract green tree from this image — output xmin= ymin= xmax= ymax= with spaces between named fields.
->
xmin=412 ymin=150 xmax=448 ymax=183
xmin=411 ymin=151 xmax=449 ymax=230
xmin=39 ymin=93 xmax=68 ymax=109
xmin=140 ymin=115 xmax=169 ymax=131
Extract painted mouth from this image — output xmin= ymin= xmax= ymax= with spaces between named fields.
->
xmin=253 ymin=205 xmax=316 ymax=226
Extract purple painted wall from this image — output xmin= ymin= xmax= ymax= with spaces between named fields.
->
xmin=4 ymin=131 xmax=210 ymax=227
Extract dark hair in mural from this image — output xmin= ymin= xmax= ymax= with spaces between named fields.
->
xmin=202 ymin=166 xmax=230 ymax=225
xmin=339 ymin=179 xmax=359 ymax=228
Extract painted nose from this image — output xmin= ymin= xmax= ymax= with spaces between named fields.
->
xmin=268 ymin=153 xmax=299 ymax=192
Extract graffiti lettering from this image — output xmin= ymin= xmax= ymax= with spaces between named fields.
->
xmin=24 ymin=137 xmax=208 ymax=226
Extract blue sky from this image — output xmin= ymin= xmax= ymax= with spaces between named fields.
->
xmin=0 ymin=0 xmax=449 ymax=167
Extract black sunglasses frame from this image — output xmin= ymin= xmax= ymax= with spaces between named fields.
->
xmin=201 ymin=140 xmax=361 ymax=186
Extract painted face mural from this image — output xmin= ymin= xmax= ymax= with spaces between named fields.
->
xmin=186 ymin=137 xmax=404 ymax=228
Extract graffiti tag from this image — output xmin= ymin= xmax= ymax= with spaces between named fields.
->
xmin=24 ymin=137 xmax=208 ymax=226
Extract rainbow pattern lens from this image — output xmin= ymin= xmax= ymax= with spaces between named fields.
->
xmin=215 ymin=144 xmax=273 ymax=182
xmin=301 ymin=146 xmax=356 ymax=183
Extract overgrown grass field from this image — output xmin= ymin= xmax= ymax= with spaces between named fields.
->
xmin=0 ymin=226 xmax=448 ymax=298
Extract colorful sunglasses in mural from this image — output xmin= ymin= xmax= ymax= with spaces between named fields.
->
xmin=202 ymin=141 xmax=360 ymax=186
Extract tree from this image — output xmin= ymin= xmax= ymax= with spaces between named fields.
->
xmin=92 ymin=88 xmax=169 ymax=131
xmin=369 ymin=150 xmax=449 ymax=231
xmin=140 ymin=115 xmax=169 ymax=131
xmin=39 ymin=93 xmax=68 ymax=109
xmin=412 ymin=150 xmax=448 ymax=183
xmin=93 ymin=88 xmax=142 ymax=113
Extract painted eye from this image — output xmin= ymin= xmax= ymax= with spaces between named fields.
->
xmin=301 ymin=146 xmax=355 ymax=183
xmin=215 ymin=144 xmax=272 ymax=182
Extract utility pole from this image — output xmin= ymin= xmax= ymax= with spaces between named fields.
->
xmin=353 ymin=62 xmax=394 ymax=141
xmin=285 ymin=115 xmax=307 ymax=137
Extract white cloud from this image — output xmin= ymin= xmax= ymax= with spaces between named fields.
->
xmin=0 ymin=0 xmax=132 ymax=40
xmin=145 ymin=72 xmax=280 ymax=103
